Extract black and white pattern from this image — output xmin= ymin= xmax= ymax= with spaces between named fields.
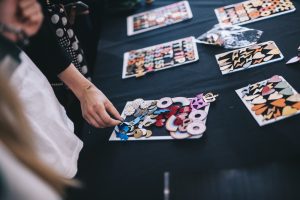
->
xmin=46 ymin=2 xmax=91 ymax=80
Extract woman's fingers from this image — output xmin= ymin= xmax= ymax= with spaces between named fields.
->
xmin=85 ymin=115 xmax=101 ymax=128
xmin=95 ymin=104 xmax=121 ymax=127
xmin=19 ymin=0 xmax=41 ymax=19
xmin=105 ymin=101 xmax=123 ymax=121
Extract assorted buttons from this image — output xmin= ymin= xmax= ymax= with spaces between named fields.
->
xmin=114 ymin=93 xmax=218 ymax=140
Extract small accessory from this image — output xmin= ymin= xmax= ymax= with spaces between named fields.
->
xmin=186 ymin=122 xmax=206 ymax=136
xmin=157 ymin=97 xmax=173 ymax=108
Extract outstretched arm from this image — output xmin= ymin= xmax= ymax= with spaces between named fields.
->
xmin=58 ymin=63 xmax=123 ymax=128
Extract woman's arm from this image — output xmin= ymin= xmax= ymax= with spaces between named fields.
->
xmin=58 ymin=63 xmax=123 ymax=128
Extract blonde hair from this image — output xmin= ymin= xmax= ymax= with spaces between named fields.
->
xmin=0 ymin=71 xmax=78 ymax=195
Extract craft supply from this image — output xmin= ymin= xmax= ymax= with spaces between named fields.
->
xmin=197 ymin=24 xmax=263 ymax=49
xmin=127 ymin=1 xmax=192 ymax=36
xmin=186 ymin=121 xmax=206 ymax=136
xmin=215 ymin=0 xmax=296 ymax=26
xmin=109 ymin=92 xmax=218 ymax=141
xmin=189 ymin=110 xmax=207 ymax=121
xmin=215 ymin=41 xmax=284 ymax=75
xmin=122 ymin=36 xmax=199 ymax=79
xmin=236 ymin=75 xmax=300 ymax=126
xmin=157 ymin=97 xmax=173 ymax=108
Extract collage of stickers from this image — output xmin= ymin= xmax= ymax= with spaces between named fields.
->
xmin=112 ymin=0 xmax=299 ymax=141
xmin=127 ymin=1 xmax=192 ymax=36
xmin=215 ymin=41 xmax=283 ymax=75
xmin=214 ymin=0 xmax=296 ymax=25
xmin=236 ymin=75 xmax=300 ymax=126
xmin=123 ymin=37 xmax=198 ymax=79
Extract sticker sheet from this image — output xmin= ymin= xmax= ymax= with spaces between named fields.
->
xmin=236 ymin=75 xmax=300 ymax=126
xmin=215 ymin=41 xmax=283 ymax=75
xmin=127 ymin=1 xmax=193 ymax=36
xmin=109 ymin=93 xmax=218 ymax=141
xmin=215 ymin=0 xmax=296 ymax=26
xmin=122 ymin=36 xmax=199 ymax=79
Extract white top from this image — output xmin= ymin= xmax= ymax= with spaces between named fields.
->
xmin=10 ymin=52 xmax=83 ymax=178
xmin=0 ymin=144 xmax=61 ymax=200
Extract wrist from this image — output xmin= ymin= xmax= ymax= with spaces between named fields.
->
xmin=58 ymin=63 xmax=93 ymax=100
xmin=77 ymin=83 xmax=94 ymax=100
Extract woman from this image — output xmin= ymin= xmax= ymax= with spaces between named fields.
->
xmin=0 ymin=0 xmax=82 ymax=178
xmin=24 ymin=0 xmax=123 ymax=132
xmin=0 ymin=69 xmax=78 ymax=199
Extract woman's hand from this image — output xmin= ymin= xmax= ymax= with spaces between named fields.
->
xmin=79 ymin=85 xmax=123 ymax=128
xmin=58 ymin=64 xmax=122 ymax=128
xmin=0 ymin=0 xmax=43 ymax=41
xmin=18 ymin=0 xmax=44 ymax=37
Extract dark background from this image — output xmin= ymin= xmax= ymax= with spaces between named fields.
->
xmin=67 ymin=0 xmax=300 ymax=199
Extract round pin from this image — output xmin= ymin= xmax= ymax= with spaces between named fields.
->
xmin=157 ymin=97 xmax=173 ymax=108
xmin=134 ymin=129 xmax=143 ymax=138
xmin=189 ymin=110 xmax=207 ymax=121
xmin=186 ymin=122 xmax=206 ymax=136
xmin=124 ymin=105 xmax=135 ymax=116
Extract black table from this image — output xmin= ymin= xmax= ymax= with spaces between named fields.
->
xmin=68 ymin=1 xmax=300 ymax=199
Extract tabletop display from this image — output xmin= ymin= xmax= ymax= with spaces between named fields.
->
xmin=110 ymin=93 xmax=218 ymax=141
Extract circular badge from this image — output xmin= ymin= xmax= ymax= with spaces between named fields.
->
xmin=157 ymin=97 xmax=173 ymax=108
xmin=124 ymin=105 xmax=135 ymax=116
xmin=186 ymin=122 xmax=206 ymax=136
xmin=189 ymin=110 xmax=207 ymax=121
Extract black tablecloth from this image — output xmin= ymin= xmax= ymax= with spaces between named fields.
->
xmin=68 ymin=1 xmax=300 ymax=199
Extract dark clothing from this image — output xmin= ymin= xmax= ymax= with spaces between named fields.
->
xmin=23 ymin=0 xmax=93 ymax=136
xmin=24 ymin=12 xmax=72 ymax=85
